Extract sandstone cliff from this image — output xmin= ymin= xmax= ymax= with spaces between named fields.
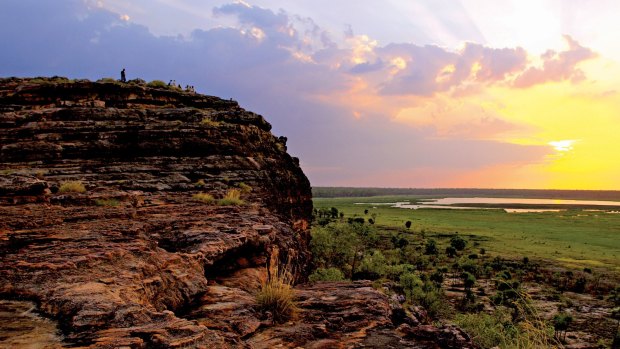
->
xmin=0 ymin=77 xmax=475 ymax=349
xmin=0 ymin=77 xmax=314 ymax=347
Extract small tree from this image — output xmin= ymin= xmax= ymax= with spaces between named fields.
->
xmin=330 ymin=207 xmax=339 ymax=218
xmin=553 ymin=312 xmax=573 ymax=342
xmin=405 ymin=220 xmax=412 ymax=229
xmin=430 ymin=270 xmax=444 ymax=288
xmin=462 ymin=272 xmax=476 ymax=291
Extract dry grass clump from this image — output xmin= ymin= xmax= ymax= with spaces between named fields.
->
xmin=217 ymin=188 xmax=244 ymax=206
xmin=59 ymin=181 xmax=86 ymax=193
xmin=237 ymin=182 xmax=252 ymax=193
xmin=193 ymin=192 xmax=215 ymax=204
xmin=200 ymin=117 xmax=221 ymax=126
xmin=95 ymin=198 xmax=120 ymax=207
xmin=256 ymin=261 xmax=297 ymax=324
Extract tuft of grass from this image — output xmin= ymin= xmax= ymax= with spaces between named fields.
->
xmin=237 ymin=182 xmax=252 ymax=193
xmin=218 ymin=188 xmax=244 ymax=206
xmin=146 ymin=80 xmax=167 ymax=88
xmin=95 ymin=198 xmax=120 ymax=207
xmin=256 ymin=261 xmax=297 ymax=324
xmin=201 ymin=117 xmax=221 ymax=127
xmin=193 ymin=193 xmax=215 ymax=204
xmin=96 ymin=77 xmax=118 ymax=84
xmin=59 ymin=181 xmax=86 ymax=194
xmin=195 ymin=179 xmax=206 ymax=187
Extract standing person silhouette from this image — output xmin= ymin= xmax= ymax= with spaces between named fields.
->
xmin=120 ymin=68 xmax=126 ymax=83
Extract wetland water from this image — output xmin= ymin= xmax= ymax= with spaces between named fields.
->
xmin=357 ymin=197 xmax=620 ymax=213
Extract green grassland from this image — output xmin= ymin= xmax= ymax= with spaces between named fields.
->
xmin=314 ymin=196 xmax=620 ymax=271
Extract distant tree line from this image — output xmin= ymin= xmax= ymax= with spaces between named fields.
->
xmin=312 ymin=187 xmax=620 ymax=201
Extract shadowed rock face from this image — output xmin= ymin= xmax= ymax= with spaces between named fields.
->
xmin=0 ymin=77 xmax=311 ymax=347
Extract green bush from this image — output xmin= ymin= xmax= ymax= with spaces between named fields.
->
xmin=384 ymin=264 xmax=414 ymax=281
xmin=357 ymin=250 xmax=387 ymax=279
xmin=309 ymin=267 xmax=345 ymax=282
xmin=450 ymin=235 xmax=467 ymax=250
xmin=455 ymin=310 xmax=519 ymax=348
xmin=424 ymin=239 xmax=438 ymax=255
xmin=456 ymin=308 xmax=556 ymax=348
xmin=400 ymin=272 xmax=448 ymax=319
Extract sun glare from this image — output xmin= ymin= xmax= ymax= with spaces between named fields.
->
xmin=549 ymin=140 xmax=576 ymax=152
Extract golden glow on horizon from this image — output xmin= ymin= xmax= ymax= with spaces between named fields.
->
xmin=385 ymin=58 xmax=620 ymax=189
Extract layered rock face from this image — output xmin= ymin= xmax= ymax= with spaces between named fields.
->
xmin=0 ymin=77 xmax=313 ymax=347
xmin=0 ymin=78 xmax=476 ymax=349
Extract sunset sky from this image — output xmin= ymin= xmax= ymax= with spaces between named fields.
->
xmin=2 ymin=0 xmax=620 ymax=189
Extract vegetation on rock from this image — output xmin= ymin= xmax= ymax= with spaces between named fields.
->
xmin=59 ymin=181 xmax=86 ymax=193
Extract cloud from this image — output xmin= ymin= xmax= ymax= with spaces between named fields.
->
xmin=0 ymin=1 xmax=581 ymax=187
xmin=513 ymin=35 xmax=597 ymax=88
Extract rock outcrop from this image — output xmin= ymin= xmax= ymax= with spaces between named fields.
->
xmin=0 ymin=77 xmax=311 ymax=347
xmin=0 ymin=77 xmax=476 ymax=348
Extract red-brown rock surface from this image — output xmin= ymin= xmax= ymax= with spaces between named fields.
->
xmin=0 ymin=77 xmax=476 ymax=349
xmin=0 ymin=77 xmax=311 ymax=347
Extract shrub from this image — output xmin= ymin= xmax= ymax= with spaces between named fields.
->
xmin=256 ymin=263 xmax=297 ymax=323
xmin=146 ymin=80 xmax=167 ymax=88
xmin=218 ymin=189 xmax=244 ymax=206
xmin=450 ymin=235 xmax=467 ymax=251
xmin=405 ymin=220 xmax=412 ymax=229
xmin=424 ymin=239 xmax=438 ymax=255
xmin=400 ymin=272 xmax=448 ymax=319
xmin=59 ymin=181 xmax=86 ymax=193
xmin=384 ymin=264 xmax=414 ymax=281
xmin=309 ymin=267 xmax=345 ymax=282
xmin=445 ymin=246 xmax=457 ymax=258
xmin=193 ymin=193 xmax=215 ymax=204
xmin=356 ymin=250 xmax=387 ymax=280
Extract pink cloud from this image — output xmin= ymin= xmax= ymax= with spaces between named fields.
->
xmin=513 ymin=35 xmax=597 ymax=88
